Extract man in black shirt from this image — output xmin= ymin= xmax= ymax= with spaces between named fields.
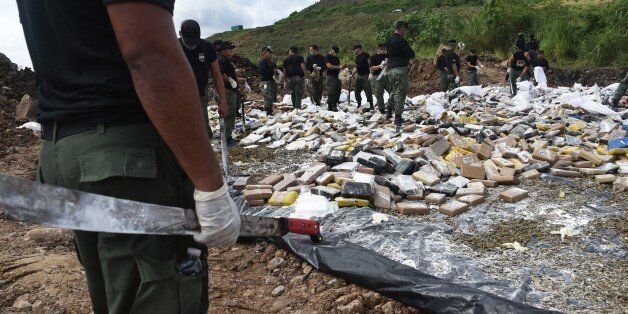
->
xmin=436 ymin=48 xmax=453 ymax=92
xmin=532 ymin=50 xmax=549 ymax=69
xmin=16 ymin=1 xmax=240 ymax=312
xmin=259 ymin=46 xmax=278 ymax=115
xmin=526 ymin=34 xmax=540 ymax=62
xmin=306 ymin=44 xmax=326 ymax=106
xmin=283 ymin=46 xmax=308 ymax=109
xmin=219 ymin=41 xmax=246 ymax=145
xmin=385 ymin=20 xmax=415 ymax=125
xmin=465 ymin=49 xmax=481 ymax=86
xmin=370 ymin=43 xmax=393 ymax=114
xmin=325 ymin=45 xmax=343 ymax=112
xmin=507 ymin=45 xmax=530 ymax=96
xmin=515 ymin=32 xmax=526 ymax=51
xmin=352 ymin=44 xmax=373 ymax=110
xmin=443 ymin=39 xmax=461 ymax=89
xmin=179 ymin=19 xmax=227 ymax=138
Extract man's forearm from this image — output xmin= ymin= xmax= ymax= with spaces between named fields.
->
xmin=107 ymin=3 xmax=223 ymax=192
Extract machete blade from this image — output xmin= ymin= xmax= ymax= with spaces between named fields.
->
xmin=0 ymin=174 xmax=290 ymax=237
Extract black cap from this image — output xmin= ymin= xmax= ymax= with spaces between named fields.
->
xmin=448 ymin=39 xmax=457 ymax=44
xmin=310 ymin=44 xmax=319 ymax=51
xmin=213 ymin=40 xmax=223 ymax=49
xmin=353 ymin=44 xmax=362 ymax=50
xmin=331 ymin=45 xmax=339 ymax=53
xmin=220 ymin=41 xmax=236 ymax=51
xmin=261 ymin=46 xmax=273 ymax=53
xmin=395 ymin=20 xmax=409 ymax=29
xmin=289 ymin=46 xmax=298 ymax=53
xmin=441 ymin=48 xmax=447 ymax=53
xmin=180 ymin=20 xmax=201 ymax=47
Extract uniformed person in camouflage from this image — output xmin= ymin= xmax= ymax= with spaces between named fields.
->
xmin=385 ymin=20 xmax=415 ymax=126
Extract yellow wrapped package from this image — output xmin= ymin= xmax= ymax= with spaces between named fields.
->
xmin=268 ymin=191 xmax=299 ymax=206
xmin=457 ymin=115 xmax=479 ymax=125
xmin=445 ymin=147 xmax=473 ymax=163
xmin=567 ymin=121 xmax=586 ymax=132
xmin=327 ymin=183 xmax=342 ymax=190
xmin=536 ymin=123 xmax=551 ymax=131
xmin=334 ymin=177 xmax=353 ymax=185
xmin=335 ymin=197 xmax=370 ymax=207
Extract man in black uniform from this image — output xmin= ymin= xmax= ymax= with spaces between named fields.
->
xmin=283 ymin=47 xmax=308 ymax=109
xmin=16 ymin=1 xmax=240 ymax=313
xmin=179 ymin=19 xmax=227 ymax=138
xmin=526 ymin=34 xmax=540 ymax=62
xmin=443 ymin=39 xmax=461 ymax=89
xmin=259 ymin=46 xmax=278 ymax=115
xmin=507 ymin=45 xmax=530 ymax=96
xmin=465 ymin=49 xmax=481 ymax=86
xmin=219 ymin=41 xmax=246 ymax=146
xmin=515 ymin=32 xmax=526 ymax=50
xmin=352 ymin=44 xmax=374 ymax=110
xmin=370 ymin=43 xmax=393 ymax=114
xmin=436 ymin=48 xmax=453 ymax=92
xmin=386 ymin=20 xmax=415 ymax=125
xmin=325 ymin=45 xmax=343 ymax=112
xmin=532 ymin=50 xmax=549 ymax=69
xmin=306 ymin=44 xmax=326 ymax=106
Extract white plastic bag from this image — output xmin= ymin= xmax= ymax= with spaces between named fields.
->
xmin=425 ymin=98 xmax=445 ymax=118
xmin=533 ymin=66 xmax=548 ymax=89
xmin=291 ymin=188 xmax=337 ymax=219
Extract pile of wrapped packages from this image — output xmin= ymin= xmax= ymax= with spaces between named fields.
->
xmin=230 ymin=81 xmax=628 ymax=215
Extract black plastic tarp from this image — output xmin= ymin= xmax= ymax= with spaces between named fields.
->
xmin=279 ymin=235 xmax=554 ymax=314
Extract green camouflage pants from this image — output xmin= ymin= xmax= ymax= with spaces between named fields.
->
xmin=225 ymin=89 xmax=238 ymax=139
xmin=287 ymin=76 xmax=304 ymax=109
xmin=509 ymin=69 xmax=522 ymax=96
xmin=260 ymin=80 xmax=277 ymax=112
xmin=307 ymin=76 xmax=324 ymax=106
xmin=354 ymin=74 xmax=373 ymax=106
xmin=611 ymin=72 xmax=628 ymax=105
xmin=371 ymin=75 xmax=393 ymax=112
xmin=439 ymin=70 xmax=457 ymax=92
xmin=326 ymin=76 xmax=341 ymax=110
xmin=468 ymin=70 xmax=480 ymax=86
xmin=388 ymin=66 xmax=409 ymax=123
xmin=38 ymin=123 xmax=207 ymax=314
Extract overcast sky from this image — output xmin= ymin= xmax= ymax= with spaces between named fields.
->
xmin=0 ymin=0 xmax=317 ymax=68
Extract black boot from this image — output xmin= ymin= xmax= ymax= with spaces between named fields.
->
xmin=386 ymin=107 xmax=393 ymax=119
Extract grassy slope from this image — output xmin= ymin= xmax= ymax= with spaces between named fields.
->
xmin=208 ymin=0 xmax=626 ymax=67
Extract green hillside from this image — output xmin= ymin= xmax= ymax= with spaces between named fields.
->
xmin=209 ymin=0 xmax=627 ymax=67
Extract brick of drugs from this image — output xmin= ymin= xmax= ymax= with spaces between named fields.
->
xmin=395 ymin=175 xmax=424 ymax=196
xmin=578 ymin=150 xmax=604 ymax=165
xmin=477 ymin=142 xmax=493 ymax=160
xmin=356 ymin=167 xmax=375 ymax=175
xmin=516 ymin=151 xmax=533 ymax=164
xmin=383 ymin=149 xmax=402 ymax=166
xmin=247 ymin=199 xmax=266 ymax=206
xmin=427 ymin=182 xmax=458 ymax=197
xmin=521 ymin=169 xmax=540 ymax=180
xmin=311 ymin=186 xmax=341 ymax=199
xmin=469 ymin=179 xmax=498 ymax=187
xmin=274 ymin=174 xmax=298 ymax=191
xmin=325 ymin=149 xmax=346 ymax=166
xmin=395 ymin=158 xmax=415 ymax=175
xmin=579 ymin=168 xmax=607 ymax=175
xmin=483 ymin=160 xmax=500 ymax=179
xmin=397 ymin=202 xmax=429 ymax=215
xmin=298 ymin=163 xmax=328 ymax=185
xmin=374 ymin=176 xmax=401 ymax=194
xmin=373 ymin=185 xmax=392 ymax=210
xmin=412 ymin=171 xmax=441 ymax=186
xmin=425 ymin=193 xmax=446 ymax=205
xmin=574 ymin=161 xmax=594 ymax=168
xmin=550 ymin=168 xmax=581 ymax=178
xmin=335 ymin=197 xmax=370 ymax=207
xmin=439 ymin=200 xmax=470 ymax=217
xmin=246 ymin=184 xmax=274 ymax=190
xmin=457 ymin=194 xmax=485 ymax=206
xmin=532 ymin=148 xmax=557 ymax=163
xmin=268 ymin=191 xmax=299 ymax=206
xmin=400 ymin=149 xmax=421 ymax=159
xmin=341 ymin=181 xmax=375 ymax=199
xmin=259 ymin=174 xmax=284 ymax=186
xmin=233 ymin=176 xmax=249 ymax=191
xmin=287 ymin=185 xmax=314 ymax=192
xmin=429 ymin=138 xmax=451 ymax=156
xmin=491 ymin=157 xmax=514 ymax=168
xmin=500 ymin=167 xmax=516 ymax=177
xmin=499 ymin=188 xmax=529 ymax=203
xmin=456 ymin=187 xmax=485 ymax=197
xmin=243 ymin=189 xmax=273 ymax=201
xmin=595 ymin=174 xmax=616 ymax=184
xmin=315 ymin=172 xmax=334 ymax=185
xmin=460 ymin=162 xmax=485 ymax=180
xmin=493 ymin=175 xmax=518 ymax=185
xmin=447 ymin=176 xmax=470 ymax=188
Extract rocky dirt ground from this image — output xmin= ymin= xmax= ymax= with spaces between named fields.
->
xmin=0 ymin=52 xmax=626 ymax=312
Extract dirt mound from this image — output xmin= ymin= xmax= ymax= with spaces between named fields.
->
xmin=0 ymin=53 xmax=36 ymax=103
xmin=548 ymin=67 xmax=626 ymax=88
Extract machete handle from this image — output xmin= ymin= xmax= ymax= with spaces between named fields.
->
xmin=287 ymin=218 xmax=320 ymax=237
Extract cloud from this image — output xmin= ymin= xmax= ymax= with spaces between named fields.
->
xmin=0 ymin=1 xmax=317 ymax=68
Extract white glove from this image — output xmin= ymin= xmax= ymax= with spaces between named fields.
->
xmin=244 ymin=82 xmax=252 ymax=93
xmin=305 ymin=78 xmax=311 ymax=85
xmin=454 ymin=76 xmax=460 ymax=84
xmin=507 ymin=68 xmax=512 ymax=75
xmin=381 ymin=59 xmax=388 ymax=66
xmin=193 ymin=183 xmax=241 ymax=247
xmin=516 ymin=77 xmax=522 ymax=82
xmin=228 ymin=78 xmax=237 ymax=89
xmin=314 ymin=65 xmax=321 ymax=71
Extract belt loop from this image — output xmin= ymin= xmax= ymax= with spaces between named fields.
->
xmin=52 ymin=122 xmax=58 ymax=143
xmin=97 ymin=124 xmax=105 ymax=134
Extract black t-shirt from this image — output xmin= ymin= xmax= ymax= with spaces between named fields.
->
xmin=466 ymin=54 xmax=479 ymax=71
xmin=444 ymin=50 xmax=461 ymax=71
xmin=533 ymin=58 xmax=549 ymax=69
xmin=370 ymin=53 xmax=387 ymax=76
xmin=219 ymin=56 xmax=237 ymax=90
xmin=258 ymin=59 xmax=276 ymax=81
xmin=306 ymin=54 xmax=325 ymax=72
xmin=16 ymin=0 xmax=174 ymax=125
xmin=385 ymin=33 xmax=415 ymax=69
xmin=511 ymin=51 xmax=530 ymax=71
xmin=325 ymin=54 xmax=340 ymax=77
xmin=436 ymin=55 xmax=451 ymax=72
xmin=355 ymin=51 xmax=370 ymax=76
xmin=526 ymin=40 xmax=539 ymax=51
xmin=283 ymin=54 xmax=305 ymax=78
xmin=181 ymin=38 xmax=217 ymax=94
